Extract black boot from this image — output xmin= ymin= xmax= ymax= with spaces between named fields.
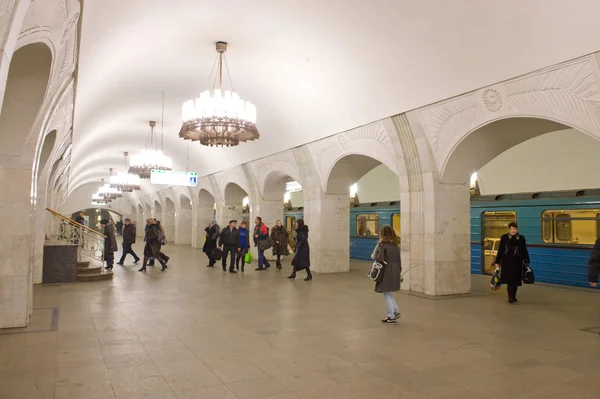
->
xmin=139 ymin=257 xmax=148 ymax=272
xmin=159 ymin=259 xmax=168 ymax=271
xmin=304 ymin=268 xmax=312 ymax=281
xmin=287 ymin=271 xmax=296 ymax=280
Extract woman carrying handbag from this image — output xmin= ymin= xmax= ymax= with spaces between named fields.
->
xmin=371 ymin=225 xmax=402 ymax=324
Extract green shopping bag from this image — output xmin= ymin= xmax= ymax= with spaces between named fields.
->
xmin=244 ymin=251 xmax=253 ymax=264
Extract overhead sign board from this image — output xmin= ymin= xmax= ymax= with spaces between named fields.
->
xmin=285 ymin=181 xmax=302 ymax=192
xmin=150 ymin=170 xmax=198 ymax=187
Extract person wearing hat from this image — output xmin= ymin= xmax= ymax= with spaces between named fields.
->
xmin=100 ymin=219 xmax=118 ymax=270
xmin=218 ymin=219 xmax=241 ymax=273
xmin=203 ymin=219 xmax=220 ymax=267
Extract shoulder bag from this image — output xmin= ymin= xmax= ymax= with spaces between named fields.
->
xmin=368 ymin=245 xmax=386 ymax=283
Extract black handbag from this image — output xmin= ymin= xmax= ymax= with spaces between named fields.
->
xmin=522 ymin=265 xmax=535 ymax=284
xmin=258 ymin=237 xmax=274 ymax=251
xmin=211 ymin=248 xmax=223 ymax=261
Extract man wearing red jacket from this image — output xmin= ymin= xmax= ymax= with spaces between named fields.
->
xmin=254 ymin=216 xmax=271 ymax=271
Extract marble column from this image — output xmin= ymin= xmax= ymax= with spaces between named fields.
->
xmin=175 ymin=208 xmax=192 ymax=245
xmin=193 ymin=206 xmax=214 ymax=249
xmin=0 ymin=151 xmax=35 ymax=328
xmin=163 ymin=210 xmax=175 ymax=242
xmin=249 ymin=199 xmax=283 ymax=261
xmin=217 ymin=202 xmax=242 ymax=228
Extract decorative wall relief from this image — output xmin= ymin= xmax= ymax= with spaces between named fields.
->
xmin=482 ymin=88 xmax=502 ymax=112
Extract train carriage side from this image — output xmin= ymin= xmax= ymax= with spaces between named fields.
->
xmin=471 ymin=192 xmax=600 ymax=288
xmin=349 ymin=202 xmax=400 ymax=261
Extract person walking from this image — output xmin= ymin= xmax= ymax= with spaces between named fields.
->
xmin=254 ymin=217 xmax=271 ymax=271
xmin=372 ymin=225 xmax=401 ymax=324
xmin=115 ymin=220 xmax=124 ymax=236
xmin=100 ymin=219 xmax=118 ymax=270
xmin=495 ymin=222 xmax=530 ymax=303
xmin=218 ymin=220 xmax=241 ymax=273
xmin=139 ymin=218 xmax=168 ymax=272
xmin=116 ymin=218 xmax=140 ymax=265
xmin=236 ymin=220 xmax=251 ymax=272
xmin=287 ymin=219 xmax=312 ymax=281
xmin=271 ymin=220 xmax=289 ymax=269
xmin=203 ymin=220 xmax=220 ymax=267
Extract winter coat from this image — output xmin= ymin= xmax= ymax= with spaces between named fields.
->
xmin=292 ymin=225 xmax=310 ymax=270
xmin=588 ymin=238 xmax=600 ymax=283
xmin=254 ymin=223 xmax=269 ymax=246
xmin=495 ymin=233 xmax=530 ymax=286
xmin=239 ymin=228 xmax=250 ymax=250
xmin=203 ymin=224 xmax=219 ymax=254
xmin=219 ymin=227 xmax=241 ymax=248
xmin=271 ymin=225 xmax=290 ymax=256
xmin=103 ymin=224 xmax=118 ymax=253
xmin=144 ymin=224 xmax=162 ymax=257
xmin=373 ymin=242 xmax=401 ymax=293
xmin=122 ymin=224 xmax=136 ymax=244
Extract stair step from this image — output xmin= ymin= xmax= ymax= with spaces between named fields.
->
xmin=77 ymin=261 xmax=90 ymax=267
xmin=77 ymin=266 xmax=102 ymax=274
xmin=76 ymin=271 xmax=113 ymax=282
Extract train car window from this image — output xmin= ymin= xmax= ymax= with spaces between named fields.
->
xmin=541 ymin=210 xmax=600 ymax=245
xmin=482 ymin=211 xmax=516 ymax=274
xmin=356 ymin=214 xmax=379 ymax=236
xmin=391 ymin=214 xmax=400 ymax=237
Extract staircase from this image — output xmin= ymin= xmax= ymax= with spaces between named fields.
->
xmin=76 ymin=261 xmax=114 ymax=282
xmin=46 ymin=208 xmax=114 ymax=283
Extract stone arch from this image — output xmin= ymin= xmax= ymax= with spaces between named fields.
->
xmin=221 ymin=182 xmax=249 ymax=227
xmin=153 ymin=200 xmax=162 ymax=219
xmin=224 ymin=183 xmax=248 ymax=206
xmin=198 ymin=189 xmax=216 ymax=208
xmin=262 ymin=171 xmax=302 ymax=202
xmin=325 ymin=154 xmax=399 ymax=196
xmin=0 ymin=42 xmax=53 ymax=156
xmin=35 ymin=130 xmax=57 ymax=183
xmin=144 ymin=202 xmax=152 ymax=218
xmin=179 ymin=194 xmax=192 ymax=210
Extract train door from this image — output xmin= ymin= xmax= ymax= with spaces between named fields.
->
xmin=392 ymin=213 xmax=400 ymax=239
xmin=285 ymin=216 xmax=296 ymax=250
xmin=481 ymin=211 xmax=516 ymax=274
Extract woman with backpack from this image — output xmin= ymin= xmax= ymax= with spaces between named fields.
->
xmin=371 ymin=225 xmax=401 ymax=324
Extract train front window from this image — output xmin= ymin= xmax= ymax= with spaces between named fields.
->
xmin=356 ymin=214 xmax=379 ymax=236
xmin=541 ymin=209 xmax=600 ymax=245
xmin=482 ymin=211 xmax=516 ymax=274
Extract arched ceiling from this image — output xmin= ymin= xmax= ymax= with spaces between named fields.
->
xmin=70 ymin=0 xmax=600 ymax=197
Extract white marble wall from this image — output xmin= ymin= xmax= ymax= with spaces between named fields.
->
xmin=193 ymin=206 xmax=214 ymax=248
xmin=175 ymin=209 xmax=192 ymax=245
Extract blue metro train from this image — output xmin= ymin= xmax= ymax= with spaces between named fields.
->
xmin=283 ymin=190 xmax=600 ymax=288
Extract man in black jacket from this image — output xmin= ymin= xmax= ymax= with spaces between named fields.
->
xmin=117 ymin=218 xmax=140 ymax=265
xmin=218 ymin=220 xmax=241 ymax=273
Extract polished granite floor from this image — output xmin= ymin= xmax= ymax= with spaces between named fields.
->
xmin=1 ymin=244 xmax=600 ymax=399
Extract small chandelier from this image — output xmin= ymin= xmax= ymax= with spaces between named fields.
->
xmin=180 ymin=41 xmax=259 ymax=147
xmin=98 ymin=184 xmax=122 ymax=200
xmin=129 ymin=120 xmax=173 ymax=179
xmin=110 ymin=155 xmax=141 ymax=192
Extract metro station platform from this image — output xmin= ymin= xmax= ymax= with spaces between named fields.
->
xmin=1 ymin=244 xmax=599 ymax=399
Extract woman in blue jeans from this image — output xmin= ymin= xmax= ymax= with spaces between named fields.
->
xmin=371 ymin=225 xmax=402 ymax=324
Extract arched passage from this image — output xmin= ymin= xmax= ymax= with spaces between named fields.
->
xmin=153 ymin=200 xmax=163 ymax=220
xmin=222 ymin=183 xmax=249 ymax=227
xmin=175 ymin=194 xmax=193 ymax=245
xmin=194 ymin=189 xmax=216 ymax=248
xmin=0 ymin=43 xmax=52 ymax=156
xmin=144 ymin=203 xmax=152 ymax=221
xmin=263 ymin=171 xmax=304 ymax=252
xmin=35 ymin=130 xmax=56 ymax=183
xmin=325 ymin=155 xmax=401 ymax=269
xmin=163 ymin=198 xmax=175 ymax=241
xmin=442 ymin=116 xmax=600 ymax=287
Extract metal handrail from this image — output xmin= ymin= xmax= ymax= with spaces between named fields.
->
xmin=45 ymin=208 xmax=106 ymax=263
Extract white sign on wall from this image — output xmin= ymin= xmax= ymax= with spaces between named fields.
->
xmin=150 ymin=170 xmax=198 ymax=187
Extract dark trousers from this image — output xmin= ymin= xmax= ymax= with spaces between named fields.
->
xmin=222 ymin=246 xmax=237 ymax=271
xmin=119 ymin=243 xmax=140 ymax=263
xmin=236 ymin=248 xmax=248 ymax=271
xmin=507 ymin=285 xmax=518 ymax=299
xmin=105 ymin=251 xmax=114 ymax=268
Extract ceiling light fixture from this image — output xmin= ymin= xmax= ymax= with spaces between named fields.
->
xmin=179 ymin=41 xmax=259 ymax=147
xmin=110 ymin=153 xmax=141 ymax=192
xmin=128 ymin=120 xmax=173 ymax=179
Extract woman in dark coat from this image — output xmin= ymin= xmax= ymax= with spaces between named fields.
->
xmin=372 ymin=225 xmax=402 ymax=324
xmin=588 ymin=238 xmax=600 ymax=288
xmin=287 ymin=219 xmax=312 ymax=281
xmin=139 ymin=218 xmax=168 ymax=272
xmin=203 ymin=219 xmax=220 ymax=267
xmin=271 ymin=220 xmax=290 ymax=269
xmin=101 ymin=219 xmax=118 ymax=270
xmin=495 ymin=222 xmax=530 ymax=303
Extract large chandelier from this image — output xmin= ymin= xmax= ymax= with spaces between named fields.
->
xmin=110 ymin=155 xmax=141 ymax=192
xmin=179 ymin=41 xmax=259 ymax=147
xmin=129 ymin=121 xmax=173 ymax=179
xmin=98 ymin=184 xmax=122 ymax=200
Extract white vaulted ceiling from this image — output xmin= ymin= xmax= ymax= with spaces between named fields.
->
xmin=70 ymin=0 xmax=600 ymax=196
